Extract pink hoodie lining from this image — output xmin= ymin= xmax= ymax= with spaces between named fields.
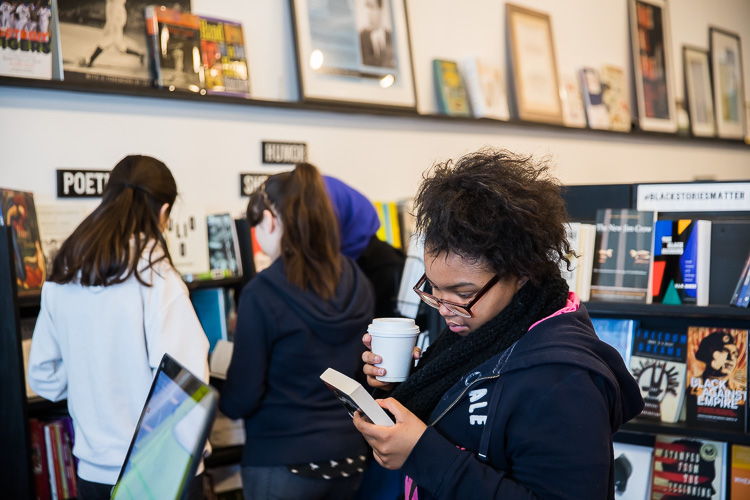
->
xmin=527 ymin=291 xmax=580 ymax=331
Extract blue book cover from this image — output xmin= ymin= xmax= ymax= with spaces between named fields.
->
xmin=591 ymin=317 xmax=637 ymax=366
xmin=652 ymin=219 xmax=711 ymax=306
xmin=191 ymin=287 xmax=228 ymax=353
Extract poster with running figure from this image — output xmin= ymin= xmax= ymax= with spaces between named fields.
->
xmin=57 ymin=0 xmax=190 ymax=86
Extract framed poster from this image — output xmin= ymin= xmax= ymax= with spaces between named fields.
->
xmin=628 ymin=0 xmax=678 ymax=133
xmin=506 ymin=4 xmax=563 ymax=125
xmin=682 ymin=46 xmax=716 ymax=137
xmin=709 ymin=27 xmax=747 ymax=140
xmin=290 ymin=0 xmax=416 ymax=110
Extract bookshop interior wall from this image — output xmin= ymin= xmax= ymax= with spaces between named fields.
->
xmin=0 ymin=0 xmax=749 ymax=213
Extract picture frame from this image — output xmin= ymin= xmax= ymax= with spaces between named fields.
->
xmin=290 ymin=0 xmax=416 ymax=110
xmin=709 ymin=27 xmax=747 ymax=140
xmin=682 ymin=46 xmax=716 ymax=138
xmin=506 ymin=3 xmax=563 ymax=125
xmin=628 ymin=0 xmax=678 ymax=133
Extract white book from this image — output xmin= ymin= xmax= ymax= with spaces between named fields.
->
xmin=613 ymin=441 xmax=653 ymax=499
xmin=579 ymin=67 xmax=612 ymax=130
xmin=577 ymin=223 xmax=597 ymax=301
xmin=320 ymin=368 xmax=394 ymax=427
xmin=459 ymin=57 xmax=510 ymax=121
xmin=164 ymin=201 xmax=210 ymax=279
xmin=44 ymin=425 xmax=58 ymax=500
xmin=35 ymin=201 xmax=89 ymax=273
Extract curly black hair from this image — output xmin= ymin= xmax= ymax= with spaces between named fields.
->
xmin=413 ymin=148 xmax=572 ymax=285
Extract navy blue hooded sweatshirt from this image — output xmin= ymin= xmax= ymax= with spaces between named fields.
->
xmin=219 ymin=256 xmax=375 ymax=466
xmin=400 ymin=296 xmax=644 ymax=500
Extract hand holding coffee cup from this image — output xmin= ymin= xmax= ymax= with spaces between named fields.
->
xmin=365 ymin=318 xmax=421 ymax=385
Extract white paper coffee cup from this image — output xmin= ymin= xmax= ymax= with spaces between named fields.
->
xmin=368 ymin=318 xmax=420 ymax=383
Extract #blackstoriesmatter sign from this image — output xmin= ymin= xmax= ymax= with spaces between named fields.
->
xmin=636 ymin=182 xmax=750 ymax=212
xmin=57 ymin=169 xmax=110 ymax=198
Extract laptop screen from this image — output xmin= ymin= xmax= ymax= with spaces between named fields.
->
xmin=111 ymin=353 xmax=217 ymax=500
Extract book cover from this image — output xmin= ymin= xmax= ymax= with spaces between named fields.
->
xmin=651 ymin=434 xmax=726 ymax=499
xmin=630 ymin=328 xmax=688 ymax=423
xmin=561 ymin=222 xmax=582 ymax=294
xmin=652 ymin=220 xmax=711 ymax=306
xmin=459 ymin=57 xmax=509 ymax=120
xmin=600 ymin=64 xmax=632 ymax=132
xmin=35 ymin=201 xmax=88 ymax=275
xmin=591 ymin=317 xmax=637 ymax=367
xmin=190 ymin=287 xmax=227 ymax=353
xmin=199 ymin=16 xmax=250 ymax=97
xmin=590 ymin=209 xmax=655 ymax=303
xmin=729 ymin=250 xmax=750 ymax=308
xmin=432 ymin=59 xmax=472 ymax=117
xmin=144 ymin=4 xmax=203 ymax=92
xmin=579 ymin=67 xmax=611 ymax=130
xmin=0 ymin=0 xmax=54 ymax=79
xmin=319 ymin=368 xmax=394 ymax=427
xmin=731 ymin=444 xmax=750 ymax=499
xmin=164 ymin=201 xmax=210 ymax=280
xmin=29 ymin=418 xmax=51 ymax=500
xmin=199 ymin=213 xmax=241 ymax=280
xmin=613 ymin=441 xmax=653 ymax=499
xmin=686 ymin=326 xmax=748 ymax=431
xmin=57 ymin=0 xmax=190 ymax=87
xmin=21 ymin=316 xmax=38 ymax=399
xmin=43 ymin=424 xmax=58 ymax=500
xmin=0 ymin=188 xmax=46 ymax=294
xmin=559 ymin=74 xmax=587 ymax=128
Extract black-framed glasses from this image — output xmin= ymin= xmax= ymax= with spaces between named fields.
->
xmin=412 ymin=273 xmax=500 ymax=318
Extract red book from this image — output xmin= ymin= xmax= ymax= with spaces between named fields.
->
xmin=29 ymin=418 xmax=51 ymax=500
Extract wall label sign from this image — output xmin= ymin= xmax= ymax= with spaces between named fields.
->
xmin=240 ymin=173 xmax=268 ymax=197
xmin=57 ymin=169 xmax=110 ymax=198
xmin=636 ymin=182 xmax=750 ymax=212
xmin=262 ymin=141 xmax=307 ymax=164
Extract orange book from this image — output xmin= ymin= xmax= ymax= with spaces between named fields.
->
xmin=732 ymin=445 xmax=750 ymax=499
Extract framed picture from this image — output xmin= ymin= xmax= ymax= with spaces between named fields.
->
xmin=290 ymin=0 xmax=416 ymax=110
xmin=628 ymin=0 xmax=678 ymax=133
xmin=709 ymin=27 xmax=747 ymax=139
xmin=506 ymin=4 xmax=563 ymax=125
xmin=682 ymin=46 xmax=716 ymax=137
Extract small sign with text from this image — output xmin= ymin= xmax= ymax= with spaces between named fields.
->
xmin=57 ymin=169 xmax=110 ymax=198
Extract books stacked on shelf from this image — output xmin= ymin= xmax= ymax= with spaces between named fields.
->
xmin=199 ymin=16 xmax=250 ymax=97
xmin=458 ymin=57 xmax=509 ymax=120
xmin=732 ymin=444 xmax=750 ymax=499
xmin=629 ymin=328 xmax=688 ymax=423
xmin=30 ymin=416 xmax=78 ymax=500
xmin=191 ymin=287 xmax=234 ymax=353
xmin=651 ymin=219 xmax=711 ymax=306
xmin=35 ymin=201 xmax=89 ymax=274
xmin=590 ymin=317 xmax=637 ymax=366
xmin=578 ymin=67 xmax=611 ymax=130
xmin=729 ymin=250 xmax=750 ymax=308
xmin=612 ymin=441 xmax=653 ymax=499
xmin=0 ymin=187 xmax=46 ymax=294
xmin=373 ymin=200 xmax=402 ymax=250
xmin=432 ymin=59 xmax=472 ymax=117
xmin=165 ymin=202 xmax=210 ymax=280
xmin=0 ymin=0 xmax=56 ymax=80
xmin=651 ymin=434 xmax=727 ymax=499
xmin=589 ymin=209 xmax=656 ymax=304
xmin=560 ymin=221 xmax=596 ymax=301
xmin=686 ymin=326 xmax=748 ymax=432
xmin=145 ymin=4 xmax=204 ymax=92
xmin=202 ymin=213 xmax=242 ymax=280
xmin=599 ymin=64 xmax=631 ymax=132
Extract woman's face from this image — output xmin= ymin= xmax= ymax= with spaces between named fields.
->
xmin=423 ymin=250 xmax=525 ymax=336
xmin=710 ymin=343 xmax=739 ymax=376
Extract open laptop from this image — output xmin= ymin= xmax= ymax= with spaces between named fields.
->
xmin=110 ymin=353 xmax=218 ymax=500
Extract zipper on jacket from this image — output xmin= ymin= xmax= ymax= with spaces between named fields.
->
xmin=429 ymin=374 xmax=500 ymax=426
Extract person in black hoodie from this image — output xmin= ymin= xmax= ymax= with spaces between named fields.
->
xmin=353 ymin=149 xmax=645 ymax=500
xmin=219 ymin=162 xmax=375 ymax=500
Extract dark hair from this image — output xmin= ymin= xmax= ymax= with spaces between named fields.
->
xmin=48 ymin=155 xmax=177 ymax=287
xmin=696 ymin=330 xmax=735 ymax=364
xmin=246 ymin=162 xmax=341 ymax=300
xmin=413 ymin=149 xmax=572 ymax=285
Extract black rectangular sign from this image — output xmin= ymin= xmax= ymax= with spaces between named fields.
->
xmin=261 ymin=141 xmax=307 ymax=164
xmin=57 ymin=169 xmax=110 ymax=198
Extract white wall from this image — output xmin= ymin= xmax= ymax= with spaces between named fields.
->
xmin=1 ymin=0 xmax=749 ymax=213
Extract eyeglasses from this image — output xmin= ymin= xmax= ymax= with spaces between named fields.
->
xmin=412 ymin=273 xmax=500 ymax=318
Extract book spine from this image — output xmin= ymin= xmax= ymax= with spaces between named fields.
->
xmin=52 ymin=422 xmax=68 ymax=499
xmin=44 ymin=425 xmax=58 ymax=500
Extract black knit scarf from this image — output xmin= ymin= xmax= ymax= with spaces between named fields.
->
xmin=391 ymin=275 xmax=570 ymax=422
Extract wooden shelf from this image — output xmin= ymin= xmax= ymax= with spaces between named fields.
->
xmin=619 ymin=418 xmax=750 ymax=446
xmin=3 ymin=76 xmax=749 ymax=149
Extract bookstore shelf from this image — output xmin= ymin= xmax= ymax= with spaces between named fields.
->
xmin=620 ymin=419 xmax=750 ymax=446
xmin=584 ymin=301 xmax=750 ymax=320
xmin=2 ymin=76 xmax=749 ymax=149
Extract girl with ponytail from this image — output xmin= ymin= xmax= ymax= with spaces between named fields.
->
xmin=28 ymin=155 xmax=209 ymax=499
xmin=220 ymin=162 xmax=375 ymax=500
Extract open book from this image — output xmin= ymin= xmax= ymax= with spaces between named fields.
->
xmin=320 ymin=368 xmax=394 ymax=427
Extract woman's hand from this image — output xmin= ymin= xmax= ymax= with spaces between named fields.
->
xmin=353 ymin=397 xmax=427 ymax=470
xmin=362 ymin=333 xmax=421 ymax=390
